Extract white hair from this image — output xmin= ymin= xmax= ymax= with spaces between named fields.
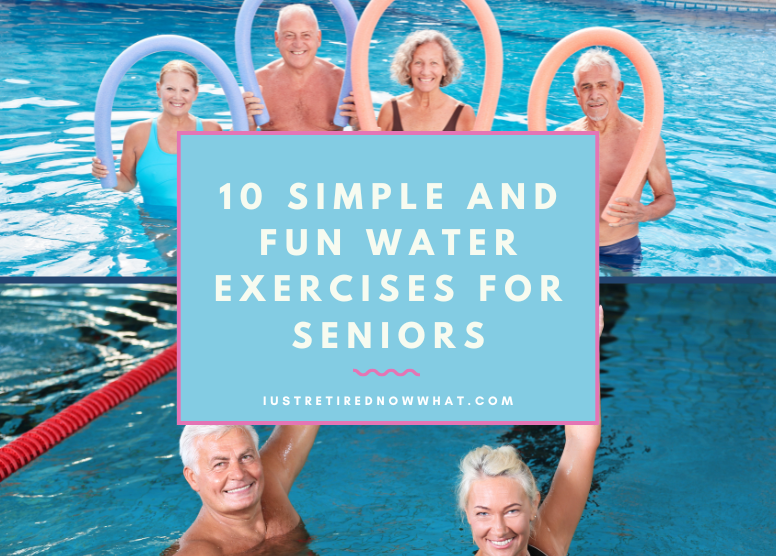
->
xmin=276 ymin=4 xmax=319 ymax=32
xmin=180 ymin=425 xmax=260 ymax=473
xmin=573 ymin=47 xmax=621 ymax=85
xmin=457 ymin=445 xmax=539 ymax=515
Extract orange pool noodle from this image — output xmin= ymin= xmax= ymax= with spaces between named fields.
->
xmin=527 ymin=27 xmax=664 ymax=223
xmin=352 ymin=0 xmax=503 ymax=131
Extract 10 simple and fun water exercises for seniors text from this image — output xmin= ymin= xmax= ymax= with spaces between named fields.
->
xmin=213 ymin=179 xmax=565 ymax=351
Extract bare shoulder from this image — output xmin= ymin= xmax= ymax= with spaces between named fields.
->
xmin=201 ymin=120 xmax=223 ymax=132
xmin=176 ymin=538 xmax=223 ymax=556
xmin=124 ymin=119 xmax=152 ymax=149
xmin=316 ymin=58 xmax=344 ymax=77
xmin=126 ymin=119 xmax=151 ymax=138
xmin=459 ymin=103 xmax=475 ymax=117
xmin=377 ymin=98 xmax=394 ymax=130
xmin=255 ymin=59 xmax=284 ymax=84
xmin=556 ymin=117 xmax=586 ymax=131
xmin=314 ymin=58 xmax=344 ymax=88
xmin=621 ymin=113 xmax=643 ymax=133
xmin=378 ymin=98 xmax=394 ymax=116
xmin=457 ymin=103 xmax=476 ymax=131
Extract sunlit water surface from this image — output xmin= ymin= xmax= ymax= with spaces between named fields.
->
xmin=0 ymin=0 xmax=774 ymax=275
xmin=0 ymin=283 xmax=774 ymax=554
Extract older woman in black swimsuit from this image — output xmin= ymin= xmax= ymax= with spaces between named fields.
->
xmin=456 ymin=308 xmax=604 ymax=556
xmin=377 ymin=30 xmax=475 ymax=132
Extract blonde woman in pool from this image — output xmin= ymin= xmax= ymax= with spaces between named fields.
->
xmin=378 ymin=30 xmax=475 ymax=132
xmin=457 ymin=308 xmax=603 ymax=556
xmin=91 ymin=60 xmax=222 ymax=208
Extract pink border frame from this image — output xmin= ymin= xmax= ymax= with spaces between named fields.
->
xmin=176 ymin=131 xmax=600 ymax=426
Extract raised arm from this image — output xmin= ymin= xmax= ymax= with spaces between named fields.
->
xmin=259 ymin=425 xmax=320 ymax=494
xmin=531 ymin=425 xmax=600 ymax=556
xmin=531 ymin=307 xmax=603 ymax=556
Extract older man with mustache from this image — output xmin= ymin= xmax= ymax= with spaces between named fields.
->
xmin=558 ymin=48 xmax=675 ymax=272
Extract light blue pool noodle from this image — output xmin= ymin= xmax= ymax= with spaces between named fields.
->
xmin=94 ymin=35 xmax=249 ymax=190
xmin=235 ymin=0 xmax=358 ymax=128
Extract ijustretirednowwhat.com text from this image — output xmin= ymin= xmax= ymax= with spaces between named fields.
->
xmin=263 ymin=395 xmax=514 ymax=406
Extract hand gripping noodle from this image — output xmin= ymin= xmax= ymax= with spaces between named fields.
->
xmin=94 ymin=36 xmax=249 ymax=190
xmin=352 ymin=0 xmax=503 ymax=131
xmin=236 ymin=0 xmax=358 ymax=128
xmin=0 ymin=345 xmax=177 ymax=483
xmin=527 ymin=27 xmax=664 ymax=223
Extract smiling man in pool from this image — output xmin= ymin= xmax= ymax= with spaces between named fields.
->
xmin=558 ymin=47 xmax=676 ymax=272
xmin=242 ymin=4 xmax=358 ymax=131
xmin=175 ymin=425 xmax=319 ymax=555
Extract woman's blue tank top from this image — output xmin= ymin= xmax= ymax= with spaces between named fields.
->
xmin=136 ymin=117 xmax=202 ymax=207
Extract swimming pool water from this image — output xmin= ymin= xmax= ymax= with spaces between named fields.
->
xmin=0 ymin=283 xmax=773 ymax=554
xmin=0 ymin=0 xmax=774 ymax=276
xmin=0 ymin=284 xmax=177 ymax=444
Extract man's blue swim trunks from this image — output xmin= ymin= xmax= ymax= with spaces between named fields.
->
xmin=599 ymin=236 xmax=642 ymax=272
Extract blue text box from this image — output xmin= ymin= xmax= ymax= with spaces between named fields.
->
xmin=180 ymin=133 xmax=598 ymax=423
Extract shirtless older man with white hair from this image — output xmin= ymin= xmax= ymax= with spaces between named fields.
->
xmin=175 ymin=425 xmax=319 ymax=555
xmin=558 ymin=47 xmax=676 ymax=271
xmin=243 ymin=4 xmax=358 ymax=131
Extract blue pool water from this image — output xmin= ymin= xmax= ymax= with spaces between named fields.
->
xmin=1 ymin=283 xmax=774 ymax=554
xmin=0 ymin=0 xmax=775 ymax=277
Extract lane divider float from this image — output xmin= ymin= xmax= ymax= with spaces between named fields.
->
xmin=0 ymin=345 xmax=178 ymax=483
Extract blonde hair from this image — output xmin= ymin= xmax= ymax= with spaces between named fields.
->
xmin=457 ymin=445 xmax=539 ymax=514
xmin=159 ymin=60 xmax=199 ymax=87
xmin=391 ymin=30 xmax=463 ymax=88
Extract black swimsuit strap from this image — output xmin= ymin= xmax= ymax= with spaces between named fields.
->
xmin=391 ymin=98 xmax=404 ymax=131
xmin=443 ymin=103 xmax=465 ymax=131
xmin=527 ymin=545 xmax=550 ymax=556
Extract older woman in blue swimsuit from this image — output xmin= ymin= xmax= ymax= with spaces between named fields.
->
xmin=456 ymin=308 xmax=604 ymax=556
xmin=91 ymin=60 xmax=222 ymax=207
xmin=377 ymin=30 xmax=475 ymax=132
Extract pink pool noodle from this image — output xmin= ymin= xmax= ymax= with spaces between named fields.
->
xmin=352 ymin=0 xmax=503 ymax=131
xmin=527 ymin=27 xmax=664 ymax=223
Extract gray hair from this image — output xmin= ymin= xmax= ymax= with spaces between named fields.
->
xmin=391 ymin=30 xmax=463 ymax=88
xmin=573 ymin=47 xmax=621 ymax=85
xmin=277 ymin=4 xmax=319 ymax=32
xmin=180 ymin=425 xmax=260 ymax=473
xmin=457 ymin=445 xmax=539 ymax=515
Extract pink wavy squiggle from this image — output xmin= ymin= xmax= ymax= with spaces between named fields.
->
xmin=353 ymin=368 xmax=419 ymax=377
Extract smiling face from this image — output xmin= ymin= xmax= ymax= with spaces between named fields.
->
xmin=409 ymin=41 xmax=447 ymax=92
xmin=156 ymin=71 xmax=198 ymax=117
xmin=573 ymin=64 xmax=623 ymax=122
xmin=275 ymin=11 xmax=321 ymax=70
xmin=465 ymin=476 xmax=539 ymax=556
xmin=184 ymin=428 xmax=264 ymax=516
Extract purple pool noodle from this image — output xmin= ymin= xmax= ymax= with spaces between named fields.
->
xmin=94 ymin=35 xmax=249 ymax=189
xmin=235 ymin=0 xmax=358 ymax=128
